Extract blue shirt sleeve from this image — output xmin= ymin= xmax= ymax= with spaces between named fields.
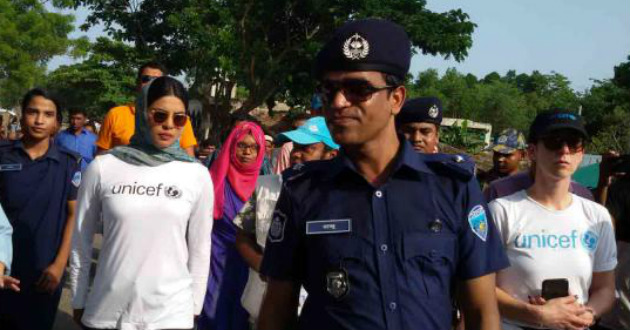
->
xmin=0 ymin=203 xmax=12 ymax=275
xmin=456 ymin=178 xmax=509 ymax=280
xmin=260 ymin=185 xmax=304 ymax=281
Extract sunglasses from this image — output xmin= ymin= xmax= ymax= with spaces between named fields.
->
xmin=150 ymin=109 xmax=188 ymax=127
xmin=140 ymin=75 xmax=160 ymax=84
xmin=540 ymin=134 xmax=585 ymax=153
xmin=316 ymin=79 xmax=395 ymax=105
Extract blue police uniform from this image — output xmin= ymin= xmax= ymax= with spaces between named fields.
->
xmin=260 ymin=140 xmax=508 ymax=330
xmin=0 ymin=140 xmax=81 ymax=330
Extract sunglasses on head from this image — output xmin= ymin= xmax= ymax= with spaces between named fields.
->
xmin=316 ymin=79 xmax=396 ymax=105
xmin=150 ymin=109 xmax=188 ymax=127
xmin=540 ymin=134 xmax=585 ymax=152
xmin=140 ymin=75 xmax=159 ymax=84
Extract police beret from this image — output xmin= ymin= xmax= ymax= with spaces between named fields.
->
xmin=396 ymin=97 xmax=443 ymax=126
xmin=314 ymin=19 xmax=411 ymax=80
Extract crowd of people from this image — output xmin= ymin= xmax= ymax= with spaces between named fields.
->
xmin=0 ymin=17 xmax=628 ymax=330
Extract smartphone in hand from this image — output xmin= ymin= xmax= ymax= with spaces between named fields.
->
xmin=541 ymin=278 xmax=569 ymax=301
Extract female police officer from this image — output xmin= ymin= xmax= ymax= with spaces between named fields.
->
xmin=257 ymin=19 xmax=508 ymax=330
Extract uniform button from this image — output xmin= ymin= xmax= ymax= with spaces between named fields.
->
xmin=430 ymin=249 xmax=438 ymax=258
xmin=375 ymin=190 xmax=383 ymax=198
xmin=389 ymin=302 xmax=397 ymax=311
xmin=380 ymin=244 xmax=388 ymax=252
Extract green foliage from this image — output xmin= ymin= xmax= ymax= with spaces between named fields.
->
xmin=0 ymin=0 xmax=75 ymax=107
xmin=582 ymin=55 xmax=630 ymax=153
xmin=440 ymin=120 xmax=486 ymax=153
xmin=407 ymin=68 xmax=581 ymax=136
xmin=45 ymin=37 xmax=146 ymax=118
xmin=64 ymin=0 xmax=477 ymax=129
xmin=588 ymin=107 xmax=630 ymax=154
xmin=408 ymin=55 xmax=630 ymax=154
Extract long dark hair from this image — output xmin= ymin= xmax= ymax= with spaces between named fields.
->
xmin=146 ymin=76 xmax=189 ymax=114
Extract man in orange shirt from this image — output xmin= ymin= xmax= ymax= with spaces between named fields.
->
xmin=96 ymin=62 xmax=197 ymax=156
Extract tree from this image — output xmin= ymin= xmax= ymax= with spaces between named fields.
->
xmin=582 ymin=54 xmax=630 ymax=152
xmin=46 ymin=37 xmax=148 ymax=118
xmin=0 ymin=0 xmax=75 ymax=107
xmin=65 ymin=0 xmax=477 ymax=135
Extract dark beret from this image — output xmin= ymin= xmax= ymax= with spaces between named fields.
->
xmin=396 ymin=97 xmax=443 ymax=126
xmin=314 ymin=19 xmax=411 ymax=80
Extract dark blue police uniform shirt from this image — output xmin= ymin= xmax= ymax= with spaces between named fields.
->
xmin=0 ymin=140 xmax=80 ymax=283
xmin=55 ymin=128 xmax=97 ymax=171
xmin=261 ymin=140 xmax=509 ymax=330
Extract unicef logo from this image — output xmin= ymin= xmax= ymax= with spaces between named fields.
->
xmin=581 ymin=230 xmax=599 ymax=252
xmin=165 ymin=185 xmax=183 ymax=199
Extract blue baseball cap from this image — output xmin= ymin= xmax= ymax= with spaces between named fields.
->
xmin=278 ymin=116 xmax=340 ymax=149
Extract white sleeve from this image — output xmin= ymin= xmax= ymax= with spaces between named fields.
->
xmin=69 ymin=158 xmax=102 ymax=309
xmin=0 ymin=204 xmax=12 ymax=275
xmin=187 ymin=167 xmax=214 ymax=315
xmin=488 ymin=200 xmax=510 ymax=247
xmin=593 ymin=207 xmax=617 ymax=272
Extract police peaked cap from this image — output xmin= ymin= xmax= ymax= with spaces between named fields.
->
xmin=397 ymin=97 xmax=443 ymax=126
xmin=314 ymin=19 xmax=412 ymax=80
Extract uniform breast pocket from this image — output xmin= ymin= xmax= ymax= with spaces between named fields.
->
xmin=307 ymin=234 xmax=365 ymax=266
xmin=403 ymin=232 xmax=456 ymax=297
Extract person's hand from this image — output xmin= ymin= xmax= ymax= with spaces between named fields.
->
xmin=537 ymin=295 xmax=590 ymax=330
xmin=528 ymin=295 xmax=546 ymax=305
xmin=73 ymin=309 xmax=84 ymax=325
xmin=35 ymin=262 xmax=64 ymax=294
xmin=0 ymin=275 xmax=20 ymax=292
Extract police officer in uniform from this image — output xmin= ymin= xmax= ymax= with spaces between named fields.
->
xmin=258 ymin=19 xmax=508 ymax=330
xmin=0 ymin=88 xmax=81 ymax=330
xmin=396 ymin=96 xmax=443 ymax=154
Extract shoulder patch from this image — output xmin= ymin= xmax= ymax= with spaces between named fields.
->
xmin=268 ymin=210 xmax=287 ymax=243
xmin=71 ymin=171 xmax=82 ymax=188
xmin=468 ymin=205 xmax=488 ymax=241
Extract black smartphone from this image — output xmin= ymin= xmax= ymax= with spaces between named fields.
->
xmin=541 ymin=278 xmax=569 ymax=300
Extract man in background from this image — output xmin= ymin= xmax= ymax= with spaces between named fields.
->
xmin=55 ymin=108 xmax=97 ymax=171
xmin=396 ymin=96 xmax=443 ymax=154
xmin=478 ymin=128 xmax=526 ymax=190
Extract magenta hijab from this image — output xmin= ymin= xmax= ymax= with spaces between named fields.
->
xmin=210 ymin=121 xmax=265 ymax=219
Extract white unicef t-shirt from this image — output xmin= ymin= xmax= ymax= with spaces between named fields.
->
xmin=489 ymin=190 xmax=617 ymax=329
xmin=69 ymin=154 xmax=214 ymax=330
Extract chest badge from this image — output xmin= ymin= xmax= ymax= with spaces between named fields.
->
xmin=326 ymin=269 xmax=349 ymax=299
xmin=429 ymin=219 xmax=443 ymax=233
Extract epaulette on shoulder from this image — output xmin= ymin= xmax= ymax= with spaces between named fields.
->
xmin=425 ymin=153 xmax=475 ymax=182
xmin=57 ymin=146 xmax=82 ymax=164
xmin=0 ymin=140 xmax=14 ymax=152
xmin=281 ymin=159 xmax=332 ymax=184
